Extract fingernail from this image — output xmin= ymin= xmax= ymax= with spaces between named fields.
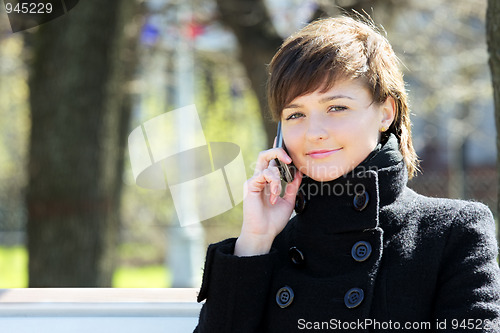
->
xmin=274 ymin=186 xmax=280 ymax=195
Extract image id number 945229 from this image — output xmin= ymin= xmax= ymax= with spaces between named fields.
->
xmin=5 ymin=1 xmax=53 ymax=14
xmin=450 ymin=318 xmax=500 ymax=330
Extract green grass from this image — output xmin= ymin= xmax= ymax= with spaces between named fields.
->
xmin=0 ymin=246 xmax=28 ymax=288
xmin=113 ymin=265 xmax=171 ymax=288
xmin=0 ymin=246 xmax=171 ymax=288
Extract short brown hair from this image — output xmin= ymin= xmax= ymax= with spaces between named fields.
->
xmin=267 ymin=16 xmax=419 ymax=179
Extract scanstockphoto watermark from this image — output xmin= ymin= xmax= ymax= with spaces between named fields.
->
xmin=250 ymin=160 xmax=380 ymax=183
xmin=299 ymin=180 xmax=366 ymax=198
xmin=128 ymin=105 xmax=247 ymax=227
xmin=253 ymin=178 xmax=367 ymax=201
xmin=298 ymin=318 xmax=434 ymax=331
xmin=252 ymin=163 xmax=379 ymax=199
xmin=295 ymin=164 xmax=380 ymax=183
xmin=297 ymin=318 xmax=500 ymax=331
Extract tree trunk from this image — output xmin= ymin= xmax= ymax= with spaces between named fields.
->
xmin=215 ymin=0 xmax=283 ymax=148
xmin=26 ymin=0 xmax=139 ymax=287
xmin=486 ymin=0 xmax=500 ymax=246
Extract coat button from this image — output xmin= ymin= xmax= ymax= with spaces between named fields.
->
xmin=276 ymin=286 xmax=294 ymax=308
xmin=295 ymin=191 xmax=306 ymax=214
xmin=353 ymin=191 xmax=369 ymax=211
xmin=351 ymin=241 xmax=372 ymax=262
xmin=288 ymin=247 xmax=305 ymax=265
xmin=344 ymin=287 xmax=364 ymax=308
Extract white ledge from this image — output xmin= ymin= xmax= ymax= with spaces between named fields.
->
xmin=0 ymin=288 xmax=202 ymax=333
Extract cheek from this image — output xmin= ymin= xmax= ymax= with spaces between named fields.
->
xmin=350 ymin=112 xmax=380 ymax=135
xmin=332 ymin=118 xmax=363 ymax=141
xmin=334 ymin=117 xmax=380 ymax=154
xmin=282 ymin=128 xmax=303 ymax=157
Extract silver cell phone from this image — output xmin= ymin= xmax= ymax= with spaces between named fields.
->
xmin=275 ymin=121 xmax=295 ymax=183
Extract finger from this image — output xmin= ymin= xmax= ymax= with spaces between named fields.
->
xmin=282 ymin=170 xmax=303 ymax=204
xmin=269 ymin=167 xmax=282 ymax=201
xmin=254 ymin=148 xmax=292 ymax=176
xmin=246 ymin=167 xmax=281 ymax=195
xmin=245 ymin=174 xmax=268 ymax=193
xmin=262 ymin=168 xmax=282 ymax=204
xmin=273 ymin=136 xmax=277 ymax=148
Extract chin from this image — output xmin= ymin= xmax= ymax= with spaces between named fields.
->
xmin=302 ymin=169 xmax=343 ymax=182
xmin=300 ymin=163 xmax=357 ymax=182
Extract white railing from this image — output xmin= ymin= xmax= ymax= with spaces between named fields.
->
xmin=0 ymin=288 xmax=201 ymax=333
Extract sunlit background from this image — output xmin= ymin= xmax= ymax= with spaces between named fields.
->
xmin=0 ymin=0 xmax=496 ymax=288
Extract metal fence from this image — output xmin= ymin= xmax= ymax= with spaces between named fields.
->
xmin=408 ymin=166 xmax=497 ymax=217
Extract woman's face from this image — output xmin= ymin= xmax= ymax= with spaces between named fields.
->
xmin=281 ymin=79 xmax=395 ymax=182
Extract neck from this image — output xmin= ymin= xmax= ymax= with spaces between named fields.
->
xmin=293 ymin=134 xmax=407 ymax=234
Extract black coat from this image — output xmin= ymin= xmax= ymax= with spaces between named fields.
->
xmin=194 ymin=135 xmax=500 ymax=332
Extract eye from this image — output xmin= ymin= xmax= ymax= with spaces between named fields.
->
xmin=285 ymin=112 xmax=305 ymax=120
xmin=328 ymin=106 xmax=347 ymax=112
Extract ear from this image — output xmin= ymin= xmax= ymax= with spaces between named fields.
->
xmin=380 ymin=96 xmax=396 ymax=129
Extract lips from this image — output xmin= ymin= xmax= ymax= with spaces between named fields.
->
xmin=306 ymin=148 xmax=342 ymax=159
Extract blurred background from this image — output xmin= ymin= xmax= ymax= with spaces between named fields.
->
xmin=0 ymin=0 xmax=498 ymax=288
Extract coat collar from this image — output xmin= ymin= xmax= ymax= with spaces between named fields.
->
xmin=293 ymin=134 xmax=408 ymax=235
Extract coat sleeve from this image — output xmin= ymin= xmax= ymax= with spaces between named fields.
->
xmin=433 ymin=202 xmax=500 ymax=332
xmin=193 ymin=238 xmax=278 ymax=333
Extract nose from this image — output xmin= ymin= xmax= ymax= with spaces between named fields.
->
xmin=305 ymin=115 xmax=329 ymax=141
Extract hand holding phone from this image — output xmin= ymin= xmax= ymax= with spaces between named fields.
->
xmin=275 ymin=122 xmax=295 ymax=183
xmin=235 ymin=121 xmax=301 ymax=257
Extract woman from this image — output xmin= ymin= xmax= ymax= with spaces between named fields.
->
xmin=194 ymin=16 xmax=500 ymax=332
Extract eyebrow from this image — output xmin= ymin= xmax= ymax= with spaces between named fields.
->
xmin=283 ymin=95 xmax=355 ymax=109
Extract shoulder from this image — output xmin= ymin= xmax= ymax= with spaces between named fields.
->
xmin=386 ymin=187 xmax=494 ymax=227
xmin=421 ymin=191 xmax=493 ymax=228
xmin=381 ymin=188 xmax=496 ymax=244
